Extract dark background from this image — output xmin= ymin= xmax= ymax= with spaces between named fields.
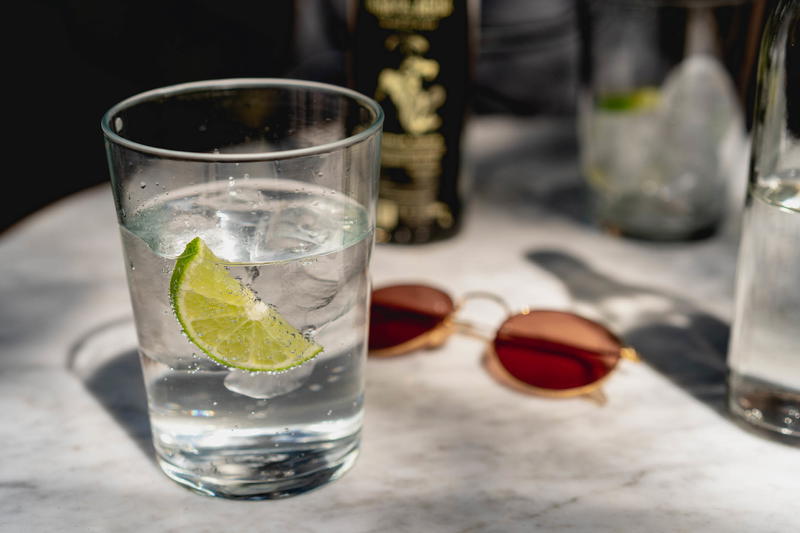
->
xmin=8 ymin=0 xmax=578 ymax=233
xmin=9 ymin=0 xmax=771 ymax=233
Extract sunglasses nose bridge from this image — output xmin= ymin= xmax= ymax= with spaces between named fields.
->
xmin=457 ymin=291 xmax=513 ymax=316
xmin=452 ymin=291 xmax=513 ymax=337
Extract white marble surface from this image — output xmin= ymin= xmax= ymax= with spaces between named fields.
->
xmin=1 ymin=117 xmax=796 ymax=532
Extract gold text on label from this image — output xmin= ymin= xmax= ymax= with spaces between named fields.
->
xmin=381 ymin=132 xmax=446 ymax=179
xmin=366 ymin=0 xmax=454 ymax=30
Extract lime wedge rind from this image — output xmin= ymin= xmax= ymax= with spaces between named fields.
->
xmin=169 ymin=237 xmax=323 ymax=372
xmin=596 ymin=87 xmax=660 ymax=112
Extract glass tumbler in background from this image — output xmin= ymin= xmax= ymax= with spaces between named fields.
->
xmin=577 ymin=0 xmax=760 ymax=240
xmin=728 ymin=0 xmax=799 ymax=439
xmin=102 ymin=79 xmax=383 ymax=498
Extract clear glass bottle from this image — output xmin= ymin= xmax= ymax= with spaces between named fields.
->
xmin=577 ymin=0 xmax=760 ymax=241
xmin=727 ymin=0 xmax=799 ymax=439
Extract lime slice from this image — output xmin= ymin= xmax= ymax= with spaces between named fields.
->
xmin=597 ymin=87 xmax=660 ymax=112
xmin=169 ymin=237 xmax=323 ymax=372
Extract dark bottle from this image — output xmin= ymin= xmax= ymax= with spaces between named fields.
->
xmin=349 ymin=0 xmax=477 ymax=244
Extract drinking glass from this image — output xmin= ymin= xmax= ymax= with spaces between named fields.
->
xmin=102 ymin=79 xmax=383 ymax=498
xmin=577 ymin=0 xmax=759 ymax=240
xmin=727 ymin=0 xmax=799 ymax=439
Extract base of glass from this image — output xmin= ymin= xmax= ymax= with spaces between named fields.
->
xmin=728 ymin=372 xmax=800 ymax=440
xmin=592 ymin=192 xmax=722 ymax=242
xmin=156 ymin=438 xmax=360 ymax=500
xmin=599 ymin=217 xmax=719 ymax=242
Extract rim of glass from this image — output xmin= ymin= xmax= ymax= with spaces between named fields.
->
xmin=101 ymin=78 xmax=384 ymax=162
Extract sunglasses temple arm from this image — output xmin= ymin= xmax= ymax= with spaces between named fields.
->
xmin=585 ymin=387 xmax=608 ymax=406
xmin=620 ymin=346 xmax=640 ymax=362
xmin=498 ymin=335 xmax=627 ymax=366
xmin=455 ymin=324 xmax=639 ymax=365
xmin=450 ymin=318 xmax=496 ymax=343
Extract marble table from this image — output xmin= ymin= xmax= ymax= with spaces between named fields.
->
xmin=1 ymin=116 xmax=796 ymax=532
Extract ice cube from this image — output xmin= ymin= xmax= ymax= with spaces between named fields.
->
xmin=223 ymin=359 xmax=317 ymax=399
xmin=261 ymin=204 xmax=333 ymax=256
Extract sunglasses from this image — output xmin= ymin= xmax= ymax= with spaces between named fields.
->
xmin=368 ymin=284 xmax=639 ymax=403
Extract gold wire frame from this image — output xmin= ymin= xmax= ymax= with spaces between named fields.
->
xmin=482 ymin=343 xmax=640 ymax=405
xmin=368 ymin=286 xmax=640 ymax=404
xmin=368 ymin=318 xmax=458 ymax=358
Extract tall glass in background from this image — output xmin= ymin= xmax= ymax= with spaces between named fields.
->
xmin=728 ymin=0 xmax=799 ymax=439
xmin=102 ymin=79 xmax=383 ymax=498
xmin=577 ymin=0 xmax=761 ymax=240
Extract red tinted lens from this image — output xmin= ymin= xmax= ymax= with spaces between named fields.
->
xmin=493 ymin=311 xmax=622 ymax=390
xmin=369 ymin=285 xmax=454 ymax=351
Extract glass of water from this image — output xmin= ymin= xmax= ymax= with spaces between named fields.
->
xmin=577 ymin=0 xmax=758 ymax=240
xmin=102 ymin=79 xmax=383 ymax=498
xmin=727 ymin=0 xmax=799 ymax=439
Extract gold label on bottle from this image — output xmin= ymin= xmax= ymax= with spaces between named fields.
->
xmin=365 ymin=0 xmax=453 ymax=30
xmin=381 ymin=132 xmax=445 ymax=178
xmin=376 ymin=35 xmax=445 ymax=135
xmin=354 ymin=0 xmax=468 ymax=244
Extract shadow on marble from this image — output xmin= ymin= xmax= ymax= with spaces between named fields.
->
xmin=526 ymin=249 xmax=729 ymax=413
xmin=67 ymin=317 xmax=154 ymax=461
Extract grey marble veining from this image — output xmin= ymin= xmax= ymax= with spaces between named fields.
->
xmin=1 ymin=117 xmax=796 ymax=533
